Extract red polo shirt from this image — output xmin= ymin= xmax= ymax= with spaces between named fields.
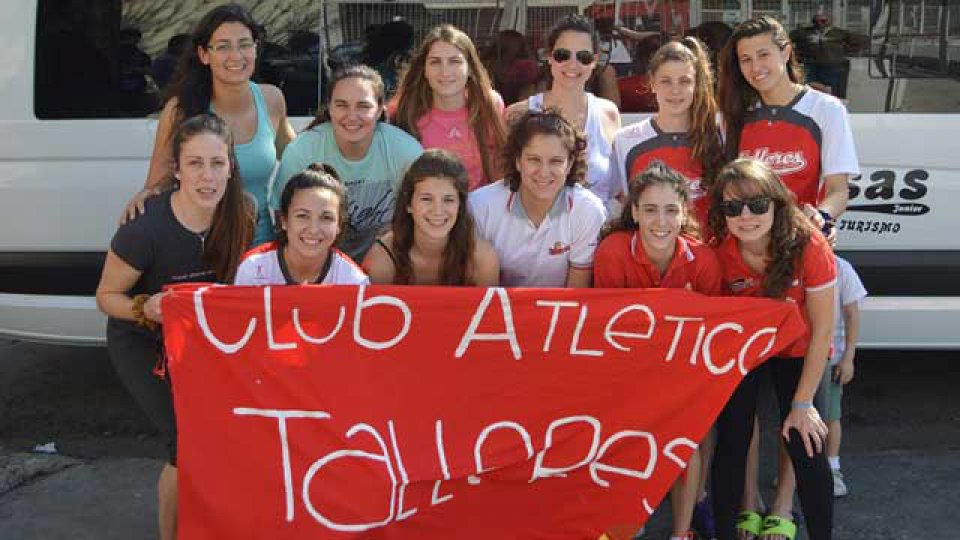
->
xmin=593 ymin=232 xmax=722 ymax=295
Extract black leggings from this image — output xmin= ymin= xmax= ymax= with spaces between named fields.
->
xmin=107 ymin=322 xmax=177 ymax=465
xmin=711 ymin=357 xmax=833 ymax=540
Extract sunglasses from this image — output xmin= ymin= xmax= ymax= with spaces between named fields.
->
xmin=552 ymin=48 xmax=595 ymax=66
xmin=719 ymin=196 xmax=772 ymax=217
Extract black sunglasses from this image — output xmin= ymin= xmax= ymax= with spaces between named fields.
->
xmin=552 ymin=48 xmax=595 ymax=66
xmin=719 ymin=196 xmax=772 ymax=217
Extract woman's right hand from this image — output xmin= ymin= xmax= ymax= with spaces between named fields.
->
xmin=143 ymin=291 xmax=166 ymax=324
xmin=118 ymin=187 xmax=160 ymax=226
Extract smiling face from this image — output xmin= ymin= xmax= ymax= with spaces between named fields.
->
xmin=736 ymin=33 xmax=793 ymax=98
xmin=425 ymin=40 xmax=469 ymax=104
xmin=548 ymin=30 xmax=596 ymax=89
xmin=328 ymin=76 xmax=382 ymax=154
xmin=408 ymin=176 xmax=460 ymax=242
xmin=198 ymin=22 xmax=256 ymax=86
xmin=651 ymin=59 xmax=696 ymax=120
xmin=516 ymin=133 xmax=571 ymax=206
xmin=722 ymin=184 xmax=775 ymax=246
xmin=632 ymin=183 xmax=685 ymax=261
xmin=280 ymin=187 xmax=341 ymax=263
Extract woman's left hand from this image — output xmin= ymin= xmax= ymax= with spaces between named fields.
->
xmin=782 ymin=405 xmax=828 ymax=458
xmin=143 ymin=291 xmax=167 ymax=324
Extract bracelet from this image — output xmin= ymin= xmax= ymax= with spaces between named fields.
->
xmin=131 ymin=294 xmax=159 ymax=331
xmin=791 ymin=401 xmax=814 ymax=409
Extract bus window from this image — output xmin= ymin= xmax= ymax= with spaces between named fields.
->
xmin=34 ymin=0 xmax=323 ymax=119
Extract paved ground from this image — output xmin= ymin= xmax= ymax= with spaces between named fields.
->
xmin=1 ymin=340 xmax=958 ymax=539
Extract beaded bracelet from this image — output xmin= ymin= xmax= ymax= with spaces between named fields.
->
xmin=131 ymin=294 xmax=159 ymax=331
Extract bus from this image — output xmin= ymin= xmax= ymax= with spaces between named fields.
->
xmin=1 ymin=0 xmax=958 ymax=347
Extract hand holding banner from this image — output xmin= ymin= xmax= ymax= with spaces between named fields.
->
xmin=163 ymin=285 xmax=804 ymax=539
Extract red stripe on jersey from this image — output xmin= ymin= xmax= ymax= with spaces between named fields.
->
xmin=241 ymin=241 xmax=279 ymax=261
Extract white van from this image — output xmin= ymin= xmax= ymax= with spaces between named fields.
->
xmin=1 ymin=0 xmax=958 ymax=348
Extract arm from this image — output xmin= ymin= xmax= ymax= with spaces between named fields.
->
xmin=835 ymin=302 xmax=860 ymax=384
xmin=819 ymin=173 xmax=849 ymax=220
xmin=120 ymin=99 xmax=178 ymax=224
xmin=781 ymin=284 xmax=834 ymax=457
xmin=361 ymin=237 xmax=398 ymax=285
xmin=262 ymin=84 xmax=296 ymax=157
xmin=592 ymin=65 xmax=621 ymax=109
xmin=95 ymin=250 xmax=163 ymax=324
xmin=565 ymin=266 xmax=593 ymax=288
xmin=503 ymin=100 xmax=528 ymax=128
xmin=471 ymin=239 xmax=500 ymax=287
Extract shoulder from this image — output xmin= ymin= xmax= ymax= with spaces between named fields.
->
xmin=472 ymin=237 xmax=499 ymax=267
xmin=569 ymin=185 xmax=607 ymax=216
xmin=469 ymin=181 xmax=510 ymax=209
xmin=593 ymin=95 xmax=621 ymax=123
xmin=596 ymin=230 xmax=632 ymax=257
xmin=330 ymin=249 xmax=370 ymax=285
xmin=284 ymin=126 xmax=327 ymax=155
xmin=240 ymin=241 xmax=279 ymax=263
xmin=361 ymin=234 xmax=397 ymax=284
xmin=257 ymin=83 xmax=287 ymax=114
xmin=378 ymin=122 xmax=423 ymax=149
xmin=503 ymin=100 xmax=529 ymax=125
xmin=489 ymin=90 xmax=505 ymax=112
xmin=799 ymin=87 xmax=848 ymax=116
xmin=614 ymin=117 xmax=654 ymax=145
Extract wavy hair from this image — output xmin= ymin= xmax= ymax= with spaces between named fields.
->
xmin=306 ymin=65 xmax=386 ymax=131
xmin=648 ymin=37 xmax=725 ymax=191
xmin=171 ymin=114 xmax=253 ymax=282
xmin=603 ymin=160 xmax=701 ymax=240
xmin=707 ymin=158 xmax=814 ymax=298
xmin=392 ymin=25 xmax=507 ymax=186
xmin=165 ymin=4 xmax=261 ymax=119
xmin=390 ymin=149 xmax=476 ymax=285
xmin=502 ymin=108 xmax=587 ymax=192
xmin=274 ymin=163 xmax=348 ymax=248
xmin=717 ymin=16 xmax=804 ymax=161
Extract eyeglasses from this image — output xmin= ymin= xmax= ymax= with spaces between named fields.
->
xmin=719 ymin=196 xmax=772 ymax=217
xmin=207 ymin=40 xmax=257 ymax=54
xmin=551 ymin=48 xmax=595 ymax=66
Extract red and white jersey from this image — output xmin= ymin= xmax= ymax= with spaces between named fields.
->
xmin=593 ymin=231 xmax=723 ymax=294
xmin=234 ymin=242 xmax=370 ymax=286
xmin=715 ymin=231 xmax=837 ymax=357
xmin=738 ymin=87 xmax=859 ymax=207
xmin=610 ymin=117 xmax=710 ymax=227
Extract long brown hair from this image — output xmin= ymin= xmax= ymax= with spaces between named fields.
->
xmin=502 ymin=109 xmax=587 ymax=192
xmin=392 ymin=25 xmax=507 ymax=186
xmin=390 ymin=149 xmax=476 ymax=285
xmin=648 ymin=37 xmax=724 ymax=190
xmin=717 ymin=16 xmax=804 ymax=161
xmin=170 ymin=114 xmax=253 ymax=282
xmin=305 ymin=65 xmax=386 ymax=131
xmin=603 ymin=160 xmax=701 ymax=240
xmin=707 ymin=158 xmax=814 ymax=298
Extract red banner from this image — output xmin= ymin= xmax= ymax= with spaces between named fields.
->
xmin=163 ymin=285 xmax=804 ymax=539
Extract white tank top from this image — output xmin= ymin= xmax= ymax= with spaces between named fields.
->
xmin=528 ymin=92 xmax=614 ymax=203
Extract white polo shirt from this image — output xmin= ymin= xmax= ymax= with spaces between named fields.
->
xmin=234 ymin=242 xmax=370 ymax=286
xmin=469 ymin=181 xmax=607 ymax=287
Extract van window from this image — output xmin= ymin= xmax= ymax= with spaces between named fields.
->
xmin=34 ymin=0 xmax=322 ymax=119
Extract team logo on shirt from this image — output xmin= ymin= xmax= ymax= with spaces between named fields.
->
xmin=548 ymin=242 xmax=571 ymax=256
xmin=728 ymin=277 xmax=756 ymax=293
xmin=741 ymin=147 xmax=808 ymax=175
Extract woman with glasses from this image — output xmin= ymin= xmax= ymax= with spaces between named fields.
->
xmin=390 ymin=24 xmax=508 ymax=190
xmin=504 ymin=14 xmax=620 ymax=209
xmin=469 ymin=109 xmax=606 ymax=288
xmin=121 ymin=3 xmax=296 ymax=246
xmin=708 ymin=159 xmax=836 ymax=540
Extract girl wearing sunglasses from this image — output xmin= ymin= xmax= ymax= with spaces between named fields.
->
xmin=504 ymin=14 xmax=621 ymax=209
xmin=363 ymin=149 xmax=499 ymax=286
xmin=708 ymin=159 xmax=836 ymax=540
xmin=718 ymin=16 xmax=859 ymax=242
xmin=390 ymin=25 xmax=508 ymax=191
xmin=610 ymin=37 xmax=723 ymax=238
xmin=594 ymin=161 xmax=722 ymax=540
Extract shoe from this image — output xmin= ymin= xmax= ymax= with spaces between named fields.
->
xmin=759 ymin=515 xmax=796 ymax=540
xmin=736 ymin=511 xmax=763 ymax=540
xmin=692 ymin=496 xmax=717 ymax=539
xmin=832 ymin=468 xmax=848 ymax=497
